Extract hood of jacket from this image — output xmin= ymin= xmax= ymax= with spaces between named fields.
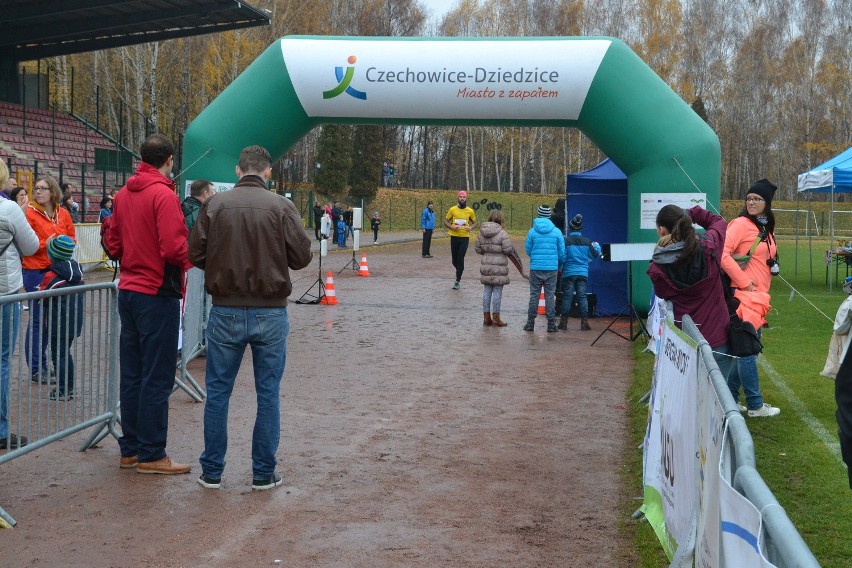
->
xmin=532 ymin=217 xmax=556 ymax=234
xmin=126 ymin=162 xmax=175 ymax=193
xmin=651 ymin=241 xmax=707 ymax=290
xmin=47 ymin=259 xmax=83 ymax=285
xmin=479 ymin=221 xmax=503 ymax=239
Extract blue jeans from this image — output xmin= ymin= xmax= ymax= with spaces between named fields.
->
xmin=200 ymin=306 xmax=289 ymax=480
xmin=0 ymin=299 xmax=21 ymax=439
xmin=23 ymin=268 xmax=48 ymax=378
xmin=117 ymin=291 xmax=180 ymax=462
xmin=561 ymin=275 xmax=589 ymax=318
xmin=716 ymin=331 xmax=764 ymax=410
xmin=528 ymin=270 xmax=558 ymax=321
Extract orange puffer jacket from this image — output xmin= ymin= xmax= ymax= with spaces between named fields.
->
xmin=22 ymin=204 xmax=76 ymax=271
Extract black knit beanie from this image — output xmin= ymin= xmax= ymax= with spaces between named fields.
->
xmin=747 ymin=179 xmax=777 ymax=206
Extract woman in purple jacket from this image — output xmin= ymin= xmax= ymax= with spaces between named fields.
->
xmin=647 ymin=205 xmax=730 ymax=367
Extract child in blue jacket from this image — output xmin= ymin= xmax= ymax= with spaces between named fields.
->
xmin=336 ymin=215 xmax=347 ymax=247
xmin=559 ymin=214 xmax=601 ymax=331
xmin=40 ymin=235 xmax=85 ymax=401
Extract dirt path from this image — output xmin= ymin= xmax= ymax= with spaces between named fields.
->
xmin=0 ymin=240 xmax=635 ymax=567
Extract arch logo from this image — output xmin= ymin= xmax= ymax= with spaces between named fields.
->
xmin=323 ymin=56 xmax=367 ymax=100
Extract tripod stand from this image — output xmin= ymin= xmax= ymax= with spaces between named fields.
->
xmin=295 ymin=250 xmax=326 ymax=304
xmin=338 ymin=230 xmax=360 ymax=273
xmin=591 ymin=260 xmax=649 ymax=345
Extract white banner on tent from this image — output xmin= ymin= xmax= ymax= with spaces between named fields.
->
xmin=641 ymin=319 xmax=699 ymax=559
xmin=640 ymin=192 xmax=707 ymax=229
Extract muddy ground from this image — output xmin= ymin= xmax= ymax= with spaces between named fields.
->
xmin=0 ymin=238 xmax=636 ymax=567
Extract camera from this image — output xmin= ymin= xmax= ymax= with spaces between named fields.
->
xmin=767 ymin=258 xmax=780 ymax=275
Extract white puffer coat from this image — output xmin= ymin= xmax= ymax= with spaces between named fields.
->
xmin=475 ymin=221 xmax=519 ymax=286
xmin=0 ymin=199 xmax=39 ymax=295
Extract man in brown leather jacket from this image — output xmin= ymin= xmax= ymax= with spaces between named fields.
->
xmin=188 ymin=145 xmax=312 ymax=491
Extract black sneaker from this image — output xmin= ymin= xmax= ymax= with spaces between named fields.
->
xmin=252 ymin=473 xmax=283 ymax=491
xmin=197 ymin=474 xmax=222 ymax=489
xmin=523 ymin=320 xmax=535 ymax=332
xmin=49 ymin=389 xmax=74 ymax=401
xmin=0 ymin=433 xmax=28 ymax=450
xmin=31 ymin=373 xmax=55 ymax=385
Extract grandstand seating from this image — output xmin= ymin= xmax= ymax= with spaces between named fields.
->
xmin=0 ymin=101 xmax=134 ymax=221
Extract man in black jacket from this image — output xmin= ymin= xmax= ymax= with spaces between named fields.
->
xmin=837 ymin=346 xmax=852 ymax=489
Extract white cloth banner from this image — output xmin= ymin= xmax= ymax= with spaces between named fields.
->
xmin=719 ymin=423 xmax=778 ymax=567
xmin=695 ymin=354 xmax=724 ymax=567
xmin=642 ymin=319 xmax=699 ymax=559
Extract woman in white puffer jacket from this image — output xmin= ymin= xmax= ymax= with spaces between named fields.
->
xmin=0 ymin=161 xmax=39 ymax=450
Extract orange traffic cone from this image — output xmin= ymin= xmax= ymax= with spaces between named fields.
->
xmin=320 ymin=271 xmax=338 ymax=305
xmin=537 ymin=285 xmax=546 ymax=315
xmin=358 ymin=253 xmax=371 ymax=277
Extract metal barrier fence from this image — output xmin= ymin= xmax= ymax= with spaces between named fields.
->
xmin=0 ymin=282 xmax=120 ymax=527
xmin=681 ymin=315 xmax=820 ymax=567
xmin=177 ymin=268 xmax=208 ymax=401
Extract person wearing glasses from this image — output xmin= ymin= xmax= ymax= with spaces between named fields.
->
xmin=23 ymin=176 xmax=76 ymax=385
xmin=720 ymin=179 xmax=780 ymax=418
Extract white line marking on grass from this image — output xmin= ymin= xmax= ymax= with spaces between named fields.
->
xmin=758 ymin=355 xmax=844 ymax=464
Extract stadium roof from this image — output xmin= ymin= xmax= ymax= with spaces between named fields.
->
xmin=1 ymin=0 xmax=271 ymax=60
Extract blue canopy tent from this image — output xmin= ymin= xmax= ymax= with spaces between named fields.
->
xmin=565 ymin=159 xmax=628 ymax=316
xmin=798 ymin=146 xmax=852 ymax=288
xmin=797 ymin=146 xmax=852 ymax=194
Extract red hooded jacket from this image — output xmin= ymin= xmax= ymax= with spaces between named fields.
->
xmin=103 ymin=162 xmax=190 ymax=297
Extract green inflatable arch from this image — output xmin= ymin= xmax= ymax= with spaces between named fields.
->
xmin=182 ymin=36 xmax=720 ymax=309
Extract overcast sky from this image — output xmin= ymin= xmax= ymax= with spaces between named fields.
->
xmin=420 ymin=0 xmax=458 ymax=19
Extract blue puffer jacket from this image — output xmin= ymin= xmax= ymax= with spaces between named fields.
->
xmin=563 ymin=232 xmax=601 ymax=277
xmin=421 ymin=207 xmax=435 ymax=230
xmin=525 ymin=218 xmax=565 ymax=271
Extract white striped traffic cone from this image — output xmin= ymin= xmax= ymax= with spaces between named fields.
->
xmin=358 ymin=253 xmax=371 ymax=277
xmin=320 ymin=271 xmax=338 ymax=305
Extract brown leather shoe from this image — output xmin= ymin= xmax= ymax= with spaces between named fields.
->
xmin=136 ymin=456 xmax=191 ymax=475
xmin=119 ymin=455 xmax=138 ymax=469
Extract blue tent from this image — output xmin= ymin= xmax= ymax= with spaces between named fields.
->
xmin=797 ymin=146 xmax=852 ymax=193
xmin=565 ymin=159 xmax=628 ymax=316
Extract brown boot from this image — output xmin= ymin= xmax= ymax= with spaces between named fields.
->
xmin=483 ymin=312 xmax=492 ymax=326
xmin=580 ymin=317 xmax=591 ymax=331
xmin=491 ymin=313 xmax=508 ymax=327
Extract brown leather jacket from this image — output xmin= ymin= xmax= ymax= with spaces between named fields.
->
xmin=188 ymin=175 xmax=312 ymax=307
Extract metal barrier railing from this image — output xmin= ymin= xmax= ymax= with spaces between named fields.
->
xmin=176 ymin=268 xmax=208 ymax=401
xmin=0 ymin=282 xmax=120 ymax=527
xmin=681 ymin=315 xmax=820 ymax=567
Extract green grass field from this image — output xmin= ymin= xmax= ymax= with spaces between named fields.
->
xmin=624 ymin=238 xmax=852 ymax=566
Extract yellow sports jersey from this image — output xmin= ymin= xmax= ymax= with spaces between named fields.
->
xmin=445 ymin=205 xmax=476 ymax=238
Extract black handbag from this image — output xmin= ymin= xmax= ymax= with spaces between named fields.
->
xmin=727 ymin=314 xmax=763 ymax=356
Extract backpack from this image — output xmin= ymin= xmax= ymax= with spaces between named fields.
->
xmin=100 ymin=215 xmax=120 ymax=262
xmin=100 ymin=215 xmax=120 ymax=280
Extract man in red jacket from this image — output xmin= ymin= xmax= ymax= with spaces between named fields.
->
xmin=104 ymin=133 xmax=192 ymax=475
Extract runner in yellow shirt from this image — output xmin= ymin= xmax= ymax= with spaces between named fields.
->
xmin=444 ymin=191 xmax=477 ymax=290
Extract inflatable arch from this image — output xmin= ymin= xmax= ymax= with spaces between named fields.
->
xmin=182 ymin=36 xmax=720 ymax=309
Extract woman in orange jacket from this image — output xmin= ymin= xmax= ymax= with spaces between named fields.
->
xmin=23 ymin=176 xmax=76 ymax=383
xmin=720 ymin=179 xmax=780 ymax=418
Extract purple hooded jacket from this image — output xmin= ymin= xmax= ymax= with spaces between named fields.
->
xmin=647 ymin=206 xmax=729 ymax=348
